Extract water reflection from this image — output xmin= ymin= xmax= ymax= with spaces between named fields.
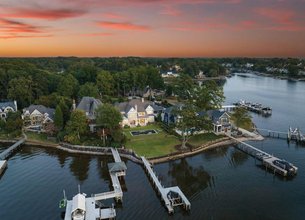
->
xmin=69 ymin=155 xmax=90 ymax=182
xmin=203 ymin=146 xmax=229 ymax=160
xmin=167 ymin=159 xmax=211 ymax=197
xmin=230 ymin=148 xmax=249 ymax=167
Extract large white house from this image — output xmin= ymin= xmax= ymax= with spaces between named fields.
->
xmin=0 ymin=100 xmax=17 ymax=120
xmin=22 ymin=105 xmax=55 ymax=131
xmin=115 ymin=98 xmax=163 ymax=127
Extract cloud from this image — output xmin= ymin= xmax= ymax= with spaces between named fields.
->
xmin=81 ymin=32 xmax=114 ymax=36
xmin=97 ymin=21 xmax=151 ymax=31
xmin=0 ymin=34 xmax=53 ymax=39
xmin=160 ymin=5 xmax=182 ymax=16
xmin=102 ymin=12 xmax=126 ymax=20
xmin=255 ymin=8 xmax=295 ymax=25
xmin=0 ymin=7 xmax=86 ymax=20
xmin=0 ymin=18 xmax=46 ymax=33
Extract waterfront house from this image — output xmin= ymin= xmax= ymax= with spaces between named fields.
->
xmin=0 ymin=100 xmax=17 ymax=120
xmin=162 ymin=103 xmax=184 ymax=125
xmin=205 ymin=110 xmax=231 ymax=134
xmin=115 ymin=98 xmax=163 ymax=127
xmin=22 ymin=105 xmax=55 ymax=132
xmin=76 ymin=96 xmax=102 ymax=132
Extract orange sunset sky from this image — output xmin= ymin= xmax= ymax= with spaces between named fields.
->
xmin=0 ymin=0 xmax=305 ymax=57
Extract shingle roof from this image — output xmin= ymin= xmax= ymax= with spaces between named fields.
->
xmin=24 ymin=105 xmax=55 ymax=120
xmin=199 ymin=110 xmax=230 ymax=123
xmin=115 ymin=99 xmax=161 ymax=113
xmin=76 ymin=97 xmax=102 ymax=117
xmin=0 ymin=101 xmax=17 ymax=111
xmin=108 ymin=162 xmax=127 ymax=173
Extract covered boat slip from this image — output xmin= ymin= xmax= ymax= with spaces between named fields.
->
xmin=64 ymin=197 xmax=116 ymax=220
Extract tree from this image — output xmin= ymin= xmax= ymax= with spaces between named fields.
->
xmin=57 ymin=74 xmax=79 ymax=97
xmin=65 ymin=110 xmax=88 ymax=141
xmin=78 ymin=82 xmax=99 ymax=98
xmin=58 ymin=99 xmax=70 ymax=126
xmin=96 ymin=104 xmax=123 ymax=145
xmin=96 ymin=71 xmax=114 ymax=97
xmin=5 ymin=111 xmax=23 ymax=136
xmin=96 ymin=104 xmax=122 ymax=130
xmin=7 ymin=76 xmax=34 ymax=109
xmin=231 ymin=107 xmax=252 ymax=130
xmin=174 ymin=104 xmax=212 ymax=149
xmin=54 ymin=105 xmax=64 ymax=130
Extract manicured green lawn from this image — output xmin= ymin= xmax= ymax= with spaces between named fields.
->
xmin=188 ymin=133 xmax=224 ymax=147
xmin=124 ymin=124 xmax=180 ymax=158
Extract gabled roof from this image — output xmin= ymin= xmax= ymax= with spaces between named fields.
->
xmin=199 ymin=110 xmax=230 ymax=123
xmin=71 ymin=193 xmax=86 ymax=214
xmin=24 ymin=105 xmax=55 ymax=120
xmin=76 ymin=97 xmax=102 ymax=115
xmin=115 ymin=99 xmax=161 ymax=113
xmin=0 ymin=100 xmax=17 ymax=111
xmin=108 ymin=162 xmax=127 ymax=173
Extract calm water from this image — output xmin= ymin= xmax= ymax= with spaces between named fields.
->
xmin=1 ymin=73 xmax=305 ymax=220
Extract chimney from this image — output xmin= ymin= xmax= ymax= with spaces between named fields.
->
xmin=135 ymin=104 xmax=138 ymax=112
xmin=141 ymin=98 xmax=144 ymax=103
xmin=72 ymin=99 xmax=76 ymax=110
xmin=14 ymin=100 xmax=17 ymax=111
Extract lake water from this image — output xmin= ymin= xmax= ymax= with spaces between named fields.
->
xmin=1 ymin=73 xmax=305 ymax=220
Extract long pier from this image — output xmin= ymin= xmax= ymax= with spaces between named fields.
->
xmin=228 ymin=135 xmax=298 ymax=177
xmin=234 ymin=100 xmax=272 ymax=116
xmin=141 ymin=156 xmax=191 ymax=214
xmin=64 ymin=147 xmax=127 ymax=220
xmin=0 ymin=138 xmax=26 ymax=176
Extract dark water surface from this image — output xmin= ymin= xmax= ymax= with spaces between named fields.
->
xmin=1 ymin=73 xmax=305 ymax=220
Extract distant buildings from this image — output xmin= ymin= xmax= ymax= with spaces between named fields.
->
xmin=115 ymin=98 xmax=163 ymax=127
xmin=0 ymin=100 xmax=17 ymax=120
xmin=22 ymin=105 xmax=55 ymax=131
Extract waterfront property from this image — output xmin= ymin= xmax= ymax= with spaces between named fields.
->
xmin=0 ymin=100 xmax=17 ymax=120
xmin=228 ymin=135 xmax=298 ymax=177
xmin=76 ymin=96 xmax=102 ymax=132
xmin=115 ymin=98 xmax=163 ymax=127
xmin=63 ymin=148 xmax=126 ymax=220
xmin=234 ymin=100 xmax=272 ymax=116
xmin=124 ymin=125 xmax=180 ymax=158
xmin=141 ymin=156 xmax=191 ymax=214
xmin=22 ymin=105 xmax=55 ymax=132
xmin=206 ymin=110 xmax=231 ymax=134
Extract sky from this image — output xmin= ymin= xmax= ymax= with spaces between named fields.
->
xmin=0 ymin=0 xmax=305 ymax=57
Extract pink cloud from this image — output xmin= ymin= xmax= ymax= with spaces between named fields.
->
xmin=97 ymin=21 xmax=151 ymax=31
xmin=81 ymin=32 xmax=114 ymax=36
xmin=0 ymin=7 xmax=86 ymax=20
xmin=102 ymin=12 xmax=126 ymax=20
xmin=0 ymin=18 xmax=46 ymax=33
xmin=255 ymin=8 xmax=295 ymax=25
xmin=0 ymin=34 xmax=53 ymax=39
xmin=160 ymin=5 xmax=182 ymax=16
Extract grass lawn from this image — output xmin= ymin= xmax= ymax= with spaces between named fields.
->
xmin=124 ymin=124 xmax=180 ymax=158
xmin=25 ymin=132 xmax=57 ymax=143
xmin=188 ymin=133 xmax=224 ymax=147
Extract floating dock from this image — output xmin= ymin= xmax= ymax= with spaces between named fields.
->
xmin=63 ymin=148 xmax=127 ymax=220
xmin=229 ymin=136 xmax=297 ymax=177
xmin=233 ymin=100 xmax=272 ymax=116
xmin=0 ymin=138 xmax=26 ymax=176
xmin=141 ymin=156 xmax=191 ymax=214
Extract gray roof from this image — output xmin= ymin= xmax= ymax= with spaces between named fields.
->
xmin=76 ymin=97 xmax=102 ymax=117
xmin=115 ymin=99 xmax=161 ymax=113
xmin=24 ymin=105 xmax=55 ymax=120
xmin=0 ymin=101 xmax=17 ymax=111
xmin=201 ymin=110 xmax=230 ymax=123
xmin=108 ymin=162 xmax=127 ymax=173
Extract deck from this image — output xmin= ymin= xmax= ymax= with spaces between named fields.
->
xmin=0 ymin=138 xmax=26 ymax=160
xmin=141 ymin=156 xmax=191 ymax=214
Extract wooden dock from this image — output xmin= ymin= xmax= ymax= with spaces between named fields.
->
xmin=256 ymin=128 xmax=288 ymax=139
xmin=0 ymin=138 xmax=26 ymax=176
xmin=141 ymin=156 xmax=191 ymax=214
xmin=234 ymin=100 xmax=272 ymax=116
xmin=64 ymin=147 xmax=127 ymax=219
xmin=228 ymin=136 xmax=298 ymax=177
